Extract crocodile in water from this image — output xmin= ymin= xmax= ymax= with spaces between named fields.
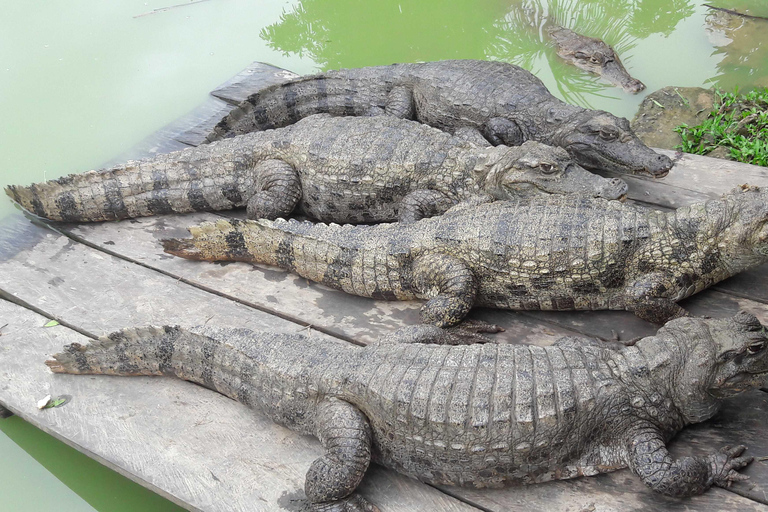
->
xmin=4 ymin=115 xmax=626 ymax=223
xmin=547 ymin=25 xmax=646 ymax=93
xmin=46 ymin=312 xmax=768 ymax=510
xmin=206 ymin=60 xmax=671 ymax=176
xmin=163 ymin=185 xmax=768 ymax=326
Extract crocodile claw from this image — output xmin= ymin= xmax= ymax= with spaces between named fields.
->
xmin=709 ymin=445 xmax=753 ymax=488
xmin=307 ymin=494 xmax=380 ymax=512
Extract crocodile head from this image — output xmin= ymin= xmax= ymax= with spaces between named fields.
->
xmin=659 ymin=312 xmax=768 ymax=423
xmin=547 ymin=25 xmax=645 ymax=93
xmin=552 ymin=110 xmax=673 ymax=177
xmin=482 ymin=141 xmax=628 ymax=200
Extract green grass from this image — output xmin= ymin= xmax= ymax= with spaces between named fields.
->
xmin=675 ymin=87 xmax=768 ymax=167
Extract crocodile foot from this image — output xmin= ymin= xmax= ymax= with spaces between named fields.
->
xmin=307 ymin=494 xmax=380 ymax=512
xmin=708 ymin=445 xmax=753 ymax=488
xmin=443 ymin=318 xmax=505 ymax=345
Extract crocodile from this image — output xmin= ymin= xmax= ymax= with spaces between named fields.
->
xmin=163 ymin=185 xmax=768 ymax=327
xmin=205 ymin=60 xmax=672 ymax=177
xmin=46 ymin=312 xmax=768 ymax=510
xmin=546 ymin=25 xmax=646 ymax=94
xmin=4 ymin=115 xmax=627 ymax=224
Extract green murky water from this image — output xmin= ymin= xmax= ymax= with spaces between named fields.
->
xmin=1 ymin=0 xmax=767 ymax=509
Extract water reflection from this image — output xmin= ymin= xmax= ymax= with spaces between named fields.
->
xmin=260 ymin=0 xmax=696 ymax=107
xmin=705 ymin=6 xmax=768 ymax=89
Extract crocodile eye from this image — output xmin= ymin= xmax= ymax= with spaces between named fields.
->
xmin=539 ymin=163 xmax=558 ymax=174
xmin=574 ymin=51 xmax=589 ymax=60
xmin=600 ymin=128 xmax=618 ymax=141
xmin=748 ymin=340 xmax=767 ymax=354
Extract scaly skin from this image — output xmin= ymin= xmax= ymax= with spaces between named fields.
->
xmin=4 ymin=115 xmax=626 ymax=224
xmin=206 ymin=60 xmax=671 ymax=176
xmin=46 ymin=313 xmax=768 ymax=509
xmin=546 ymin=25 xmax=646 ymax=94
xmin=163 ymin=186 xmax=768 ymax=327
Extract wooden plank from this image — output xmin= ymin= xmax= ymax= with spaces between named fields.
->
xmin=57 ymin=210 xmax=768 ymax=345
xmin=714 ymin=265 xmax=768 ymax=304
xmin=59 ymin=211 xmax=575 ymax=347
xmin=453 ymin=467 xmax=767 ymax=512
xmin=0 ymin=223 xmax=479 ymax=512
xmin=6 ymin=60 xmax=767 ymax=511
xmin=32 ymin=215 xmax=768 ymax=508
xmin=209 ymin=62 xmax=299 ymax=105
xmin=594 ymin=148 xmax=768 ymax=210
xmin=2 ymin=228 xmax=766 ymax=512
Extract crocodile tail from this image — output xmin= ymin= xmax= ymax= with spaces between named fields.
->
xmin=5 ymin=158 xmax=197 ymax=222
xmin=162 ymin=218 xmax=293 ymax=267
xmin=163 ymin=217 xmax=381 ymax=299
xmin=46 ymin=325 xmax=346 ymax=431
xmin=46 ymin=326 xmax=186 ymax=377
xmin=205 ymin=71 xmax=390 ymax=142
xmin=4 ymin=168 xmax=137 ymax=222
xmin=4 ymin=140 xmax=260 ymax=222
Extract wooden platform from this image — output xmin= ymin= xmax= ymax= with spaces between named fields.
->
xmin=1 ymin=62 xmax=768 ymax=512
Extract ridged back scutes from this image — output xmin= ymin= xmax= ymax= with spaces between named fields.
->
xmin=352 ymin=342 xmax=614 ymax=473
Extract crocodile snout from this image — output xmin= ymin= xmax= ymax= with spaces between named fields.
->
xmin=642 ymin=152 xmax=674 ymax=178
xmin=622 ymin=78 xmax=646 ymax=94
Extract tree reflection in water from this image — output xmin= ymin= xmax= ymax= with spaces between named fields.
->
xmin=260 ymin=0 xmax=694 ymax=107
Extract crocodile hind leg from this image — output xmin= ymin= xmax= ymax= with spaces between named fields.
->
xmin=398 ymin=189 xmax=456 ymax=223
xmin=624 ymin=272 xmax=689 ymax=324
xmin=364 ymin=86 xmax=414 ymax=119
xmin=481 ymin=117 xmax=525 ymax=146
xmin=384 ymin=85 xmax=415 ymax=119
xmin=246 ymin=159 xmax=302 ymax=220
xmin=412 ymin=253 xmax=477 ymax=327
xmin=305 ymin=398 xmax=379 ymax=512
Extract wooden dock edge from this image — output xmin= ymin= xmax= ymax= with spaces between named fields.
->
xmin=2 ymin=61 xmax=768 ymax=511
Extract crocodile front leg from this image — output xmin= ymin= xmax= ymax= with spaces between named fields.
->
xmin=412 ymin=253 xmax=477 ymax=327
xmin=624 ymin=271 xmax=689 ymax=324
xmin=305 ymin=398 xmax=379 ymax=512
xmin=481 ymin=117 xmax=525 ymax=146
xmin=398 ymin=189 xmax=456 ymax=223
xmin=626 ymin=423 xmax=753 ymax=497
xmin=246 ymin=159 xmax=302 ymax=220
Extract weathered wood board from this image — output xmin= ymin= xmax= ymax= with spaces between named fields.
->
xmin=209 ymin=61 xmax=299 ymax=106
xmin=58 ymin=209 xmax=768 ymax=347
xmin=0 ymin=235 xmax=478 ymax=512
xmin=595 ymin=148 xmax=768 ymax=209
xmin=3 ymin=61 xmax=768 ymax=512
xmin=1 ymin=220 xmax=766 ymax=511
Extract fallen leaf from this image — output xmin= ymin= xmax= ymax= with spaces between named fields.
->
xmin=43 ymin=320 xmax=59 ymax=328
xmin=43 ymin=396 xmax=70 ymax=409
xmin=37 ymin=395 xmax=51 ymax=409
